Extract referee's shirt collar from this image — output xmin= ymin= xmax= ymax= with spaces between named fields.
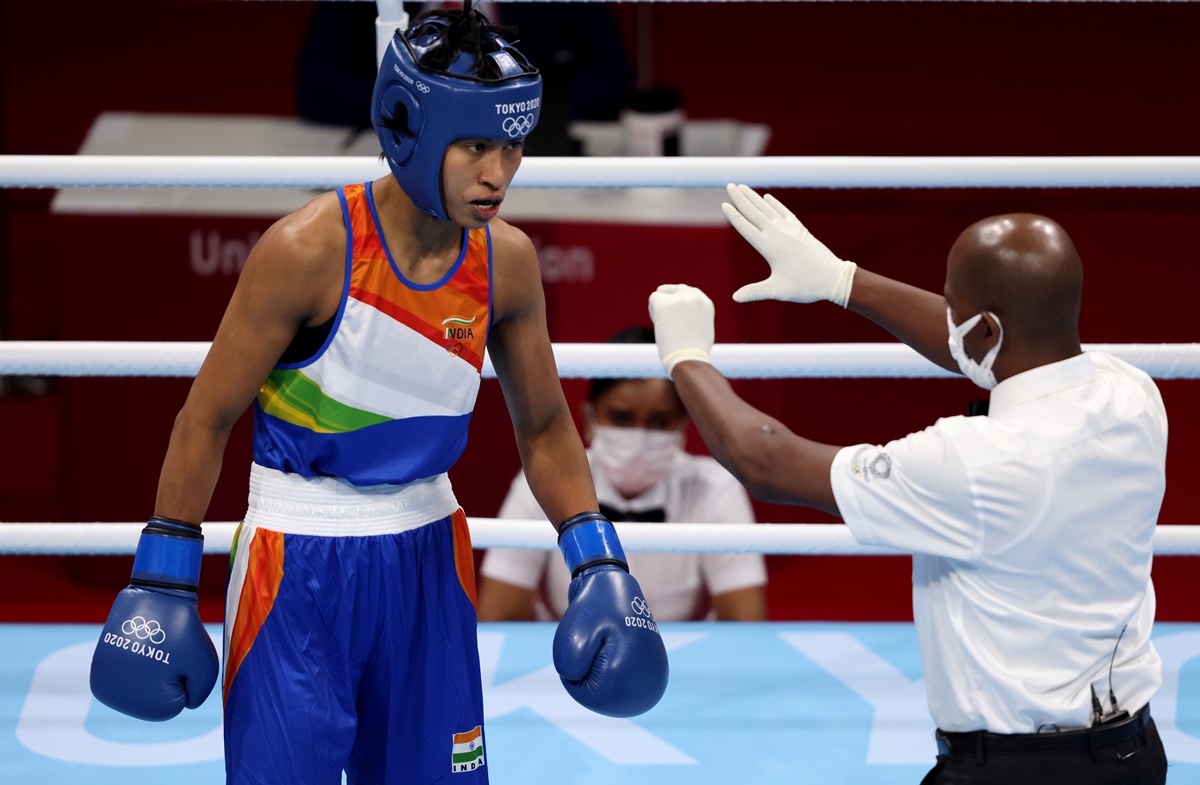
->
xmin=988 ymin=352 xmax=1096 ymax=419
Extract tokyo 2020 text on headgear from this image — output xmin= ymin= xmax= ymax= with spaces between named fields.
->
xmin=371 ymin=0 xmax=542 ymax=221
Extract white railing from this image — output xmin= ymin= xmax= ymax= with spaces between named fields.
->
xmin=6 ymin=155 xmax=1200 ymax=190
xmin=2 ymin=342 xmax=1200 ymax=380
xmin=3 ymin=521 xmax=1198 ymax=556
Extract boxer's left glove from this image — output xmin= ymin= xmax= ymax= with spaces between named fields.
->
xmin=90 ymin=516 xmax=219 ymax=722
xmin=553 ymin=513 xmax=669 ymax=718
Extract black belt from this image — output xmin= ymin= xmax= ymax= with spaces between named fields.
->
xmin=936 ymin=703 xmax=1152 ymax=756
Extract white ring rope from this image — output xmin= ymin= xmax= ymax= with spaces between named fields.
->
xmin=243 ymin=0 xmax=1200 ymax=4
xmin=2 ymin=341 xmax=1199 ymax=380
xmin=6 ymin=155 xmax=1200 ymax=189
xmin=2 ymin=521 xmax=1198 ymax=556
xmin=347 ymin=0 xmax=1200 ymax=4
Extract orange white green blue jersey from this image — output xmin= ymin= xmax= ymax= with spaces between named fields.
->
xmin=252 ymin=181 xmax=492 ymax=486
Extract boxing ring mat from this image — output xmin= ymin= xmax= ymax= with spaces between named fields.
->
xmin=4 ymin=620 xmax=1200 ymax=783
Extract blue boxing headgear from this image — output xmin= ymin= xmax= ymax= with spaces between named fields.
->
xmin=372 ymin=10 xmax=542 ymax=221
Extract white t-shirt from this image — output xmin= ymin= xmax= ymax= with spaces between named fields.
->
xmin=480 ymin=451 xmax=766 ymax=621
xmin=831 ymin=352 xmax=1166 ymax=734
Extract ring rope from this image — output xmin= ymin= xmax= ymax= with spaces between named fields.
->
xmin=205 ymin=0 xmax=1200 ymax=4
xmin=327 ymin=0 xmax=1197 ymax=4
xmin=6 ymin=155 xmax=1200 ymax=189
xmin=2 ymin=341 xmax=1199 ymax=380
xmin=2 ymin=521 xmax=1197 ymax=556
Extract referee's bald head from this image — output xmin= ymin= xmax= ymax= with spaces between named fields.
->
xmin=946 ymin=214 xmax=1084 ymax=348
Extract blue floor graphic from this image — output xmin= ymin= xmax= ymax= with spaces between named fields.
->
xmin=3 ymin=622 xmax=1199 ymax=784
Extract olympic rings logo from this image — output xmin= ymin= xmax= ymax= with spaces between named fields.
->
xmin=415 ymin=81 xmax=430 ymax=94
xmin=630 ymin=596 xmax=653 ymax=619
xmin=501 ymin=114 xmax=535 ymax=138
xmin=121 ymin=616 xmax=167 ymax=644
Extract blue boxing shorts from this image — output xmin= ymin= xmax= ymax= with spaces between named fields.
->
xmin=223 ymin=463 xmax=487 ymax=785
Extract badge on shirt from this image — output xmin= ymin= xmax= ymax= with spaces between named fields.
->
xmin=849 ymin=447 xmax=892 ymax=483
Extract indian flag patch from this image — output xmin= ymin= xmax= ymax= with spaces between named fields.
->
xmin=451 ymin=725 xmax=485 ymax=773
xmin=442 ymin=315 xmax=476 ymax=340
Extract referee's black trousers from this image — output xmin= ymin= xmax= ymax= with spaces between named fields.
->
xmin=920 ymin=705 xmax=1167 ymax=784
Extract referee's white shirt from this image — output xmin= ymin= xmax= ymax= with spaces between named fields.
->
xmin=481 ymin=451 xmax=766 ymax=621
xmin=831 ymin=352 xmax=1166 ymax=734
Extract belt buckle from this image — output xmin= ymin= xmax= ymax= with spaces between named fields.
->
xmin=935 ymin=732 xmax=953 ymax=757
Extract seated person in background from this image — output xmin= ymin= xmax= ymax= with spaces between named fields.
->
xmin=478 ymin=325 xmax=767 ymax=622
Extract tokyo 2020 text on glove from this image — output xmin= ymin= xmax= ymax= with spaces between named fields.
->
xmin=552 ymin=512 xmax=669 ymax=718
xmin=90 ymin=516 xmax=220 ymax=722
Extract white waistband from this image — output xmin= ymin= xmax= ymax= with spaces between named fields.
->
xmin=245 ymin=463 xmax=460 ymax=536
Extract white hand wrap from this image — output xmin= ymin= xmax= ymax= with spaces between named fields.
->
xmin=722 ymin=183 xmax=857 ymax=307
xmin=647 ymin=284 xmax=715 ymax=376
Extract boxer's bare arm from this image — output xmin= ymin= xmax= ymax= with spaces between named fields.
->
xmin=486 ymin=218 xmax=599 ymax=527
xmin=154 ymin=194 xmax=346 ymax=525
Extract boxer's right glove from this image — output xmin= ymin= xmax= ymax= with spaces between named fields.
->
xmin=553 ymin=513 xmax=669 ymax=718
xmin=722 ymin=183 xmax=857 ymax=306
xmin=90 ymin=516 xmax=219 ymax=722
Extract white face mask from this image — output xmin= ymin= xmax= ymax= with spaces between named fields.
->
xmin=946 ymin=307 xmax=1004 ymax=390
xmin=589 ymin=425 xmax=684 ymax=498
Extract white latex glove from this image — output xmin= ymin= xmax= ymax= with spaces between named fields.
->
xmin=722 ymin=183 xmax=857 ymax=307
xmin=647 ymin=284 xmax=715 ymax=376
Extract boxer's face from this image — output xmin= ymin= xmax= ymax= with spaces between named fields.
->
xmin=441 ymin=138 xmax=524 ymax=227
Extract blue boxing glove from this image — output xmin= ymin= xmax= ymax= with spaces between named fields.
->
xmin=553 ymin=512 xmax=669 ymax=718
xmin=90 ymin=516 xmax=220 ymax=722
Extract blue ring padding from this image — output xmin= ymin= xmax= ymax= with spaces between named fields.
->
xmin=131 ymin=531 xmax=203 ymax=588
xmin=558 ymin=518 xmax=627 ymax=575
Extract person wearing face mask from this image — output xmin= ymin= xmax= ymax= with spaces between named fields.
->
xmin=646 ymin=185 xmax=1169 ymax=785
xmin=477 ymin=325 xmax=767 ymax=623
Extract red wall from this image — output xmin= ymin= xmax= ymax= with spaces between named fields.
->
xmin=2 ymin=0 xmax=1198 ymax=623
